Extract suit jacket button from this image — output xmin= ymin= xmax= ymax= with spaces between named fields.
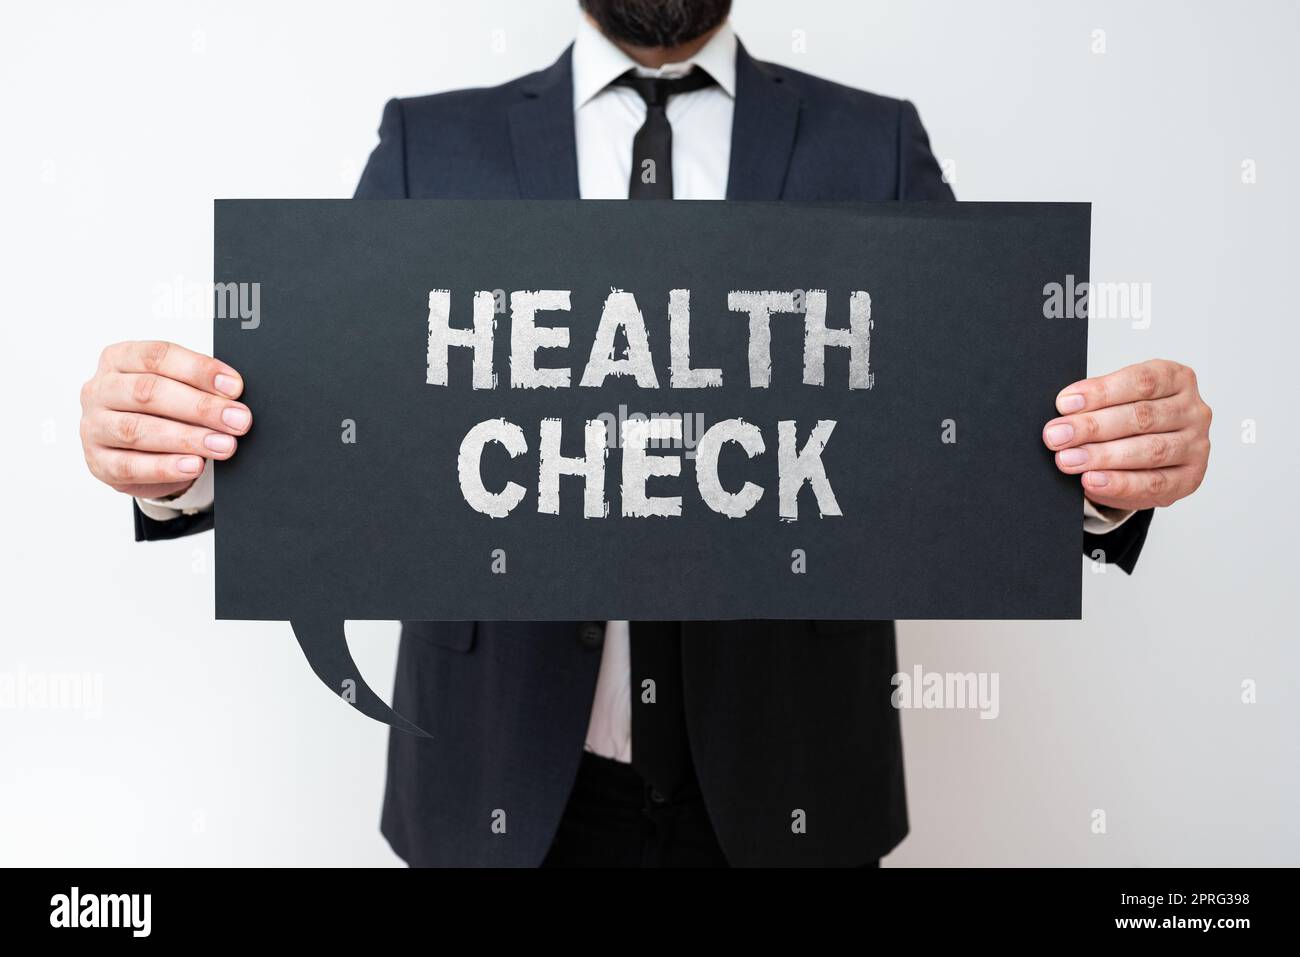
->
xmin=578 ymin=622 xmax=604 ymax=649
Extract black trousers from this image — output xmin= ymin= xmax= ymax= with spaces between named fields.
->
xmin=542 ymin=752 xmax=728 ymax=867
xmin=541 ymin=752 xmax=881 ymax=868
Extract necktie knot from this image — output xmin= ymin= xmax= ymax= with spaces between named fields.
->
xmin=615 ymin=67 xmax=716 ymax=200
xmin=613 ymin=67 xmax=717 ymax=108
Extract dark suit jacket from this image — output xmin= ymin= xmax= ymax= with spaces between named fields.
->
xmin=136 ymin=42 xmax=1154 ymax=866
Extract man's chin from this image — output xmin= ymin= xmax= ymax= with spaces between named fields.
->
xmin=579 ymin=0 xmax=732 ymax=49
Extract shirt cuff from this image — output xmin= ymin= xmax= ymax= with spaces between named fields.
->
xmin=135 ymin=460 xmax=215 ymax=521
xmin=1083 ymin=497 xmax=1135 ymax=535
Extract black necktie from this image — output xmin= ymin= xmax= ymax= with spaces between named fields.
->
xmin=614 ymin=68 xmax=718 ymax=200
xmin=618 ymin=69 xmax=712 ymax=800
xmin=629 ymin=620 xmax=691 ymax=799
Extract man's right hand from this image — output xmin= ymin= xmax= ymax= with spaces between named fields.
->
xmin=80 ymin=341 xmax=250 ymax=500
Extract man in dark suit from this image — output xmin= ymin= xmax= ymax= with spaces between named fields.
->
xmin=79 ymin=0 xmax=1211 ymax=866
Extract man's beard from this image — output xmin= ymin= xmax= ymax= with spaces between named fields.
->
xmin=579 ymin=0 xmax=732 ymax=48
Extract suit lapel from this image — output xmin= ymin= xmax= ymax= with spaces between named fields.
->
xmin=508 ymin=46 xmax=582 ymax=200
xmin=726 ymin=42 xmax=801 ymax=201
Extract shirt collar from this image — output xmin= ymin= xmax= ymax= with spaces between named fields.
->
xmin=571 ymin=16 xmax=737 ymax=110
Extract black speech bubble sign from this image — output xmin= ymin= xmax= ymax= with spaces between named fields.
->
xmin=214 ymin=200 xmax=1089 ymax=735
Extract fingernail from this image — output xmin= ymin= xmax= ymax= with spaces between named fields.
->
xmin=178 ymin=455 xmax=203 ymax=474
xmin=1057 ymin=393 xmax=1086 ymax=413
xmin=1044 ymin=424 xmax=1074 ymax=447
xmin=1059 ymin=448 xmax=1088 ymax=467
xmin=222 ymin=407 xmax=251 ymax=431
xmin=204 ymin=433 xmax=235 ymax=453
xmin=1083 ymin=471 xmax=1109 ymax=487
xmin=214 ymin=373 xmax=243 ymax=398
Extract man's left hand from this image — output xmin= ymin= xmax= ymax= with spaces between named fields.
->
xmin=1043 ymin=359 xmax=1212 ymax=511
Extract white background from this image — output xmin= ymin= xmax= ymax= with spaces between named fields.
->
xmin=2 ymin=0 xmax=1297 ymax=865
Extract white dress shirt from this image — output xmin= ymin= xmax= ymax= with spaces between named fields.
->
xmin=139 ymin=15 xmax=1131 ymax=765
xmin=572 ymin=15 xmax=736 ymax=202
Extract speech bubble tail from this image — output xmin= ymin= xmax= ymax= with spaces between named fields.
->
xmin=289 ymin=617 xmax=432 ymax=737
